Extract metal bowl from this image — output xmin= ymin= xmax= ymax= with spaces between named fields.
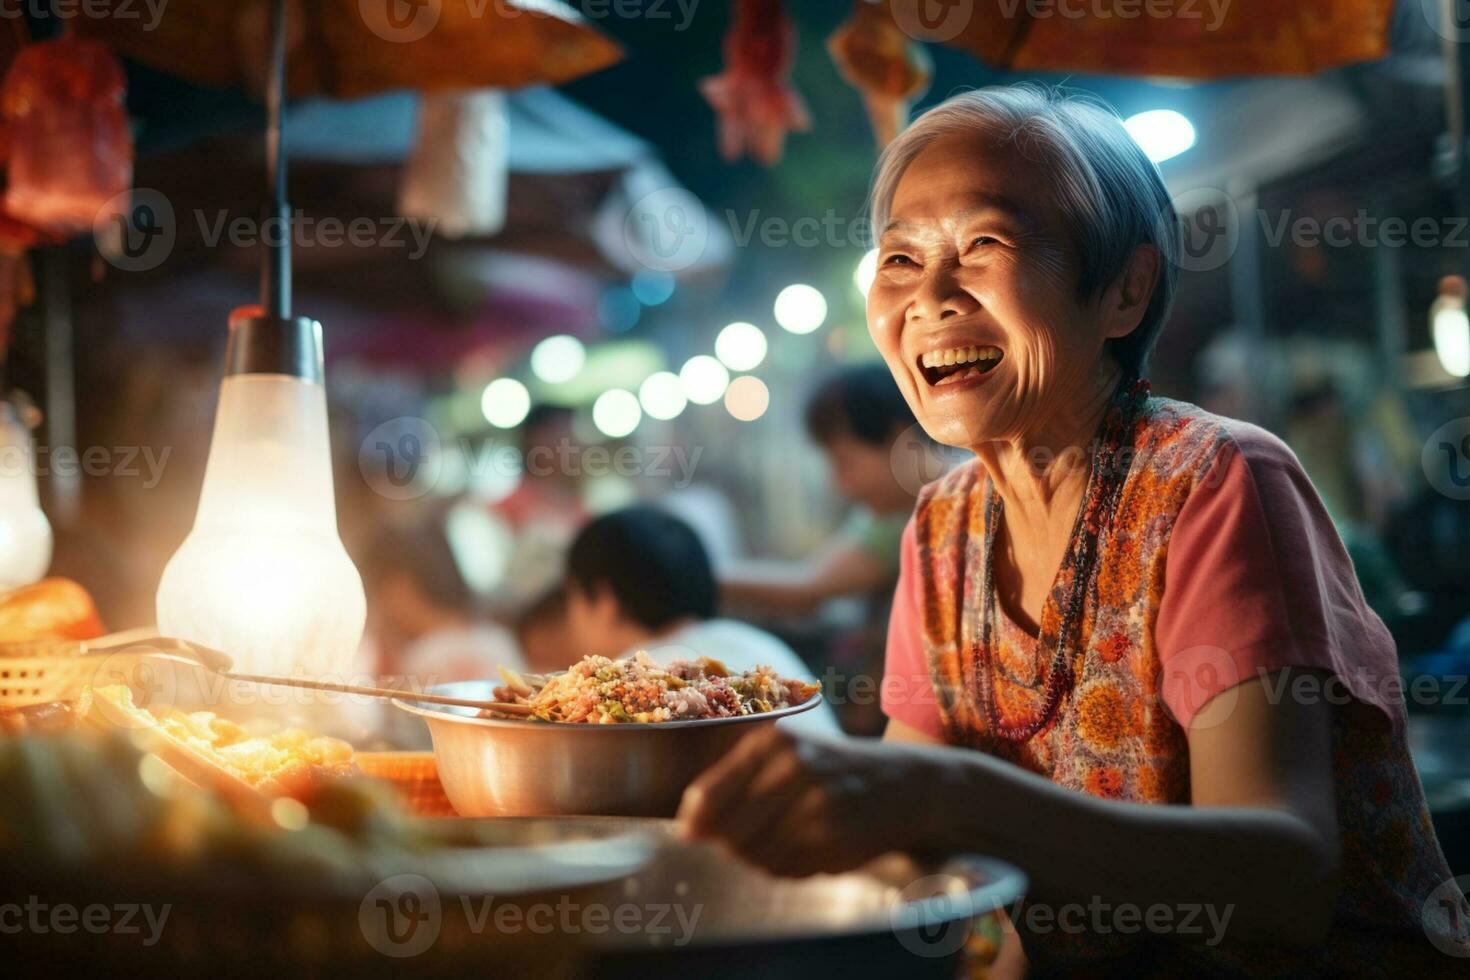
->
xmin=485 ymin=816 xmax=1028 ymax=979
xmin=394 ymin=680 xmax=824 ymax=817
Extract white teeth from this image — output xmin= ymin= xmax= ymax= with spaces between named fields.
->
xmin=921 ymin=345 xmax=1002 ymax=368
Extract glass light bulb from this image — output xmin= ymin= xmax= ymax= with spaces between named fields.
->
xmin=157 ymin=375 xmax=365 ymax=676
xmin=0 ymin=403 xmax=51 ymax=590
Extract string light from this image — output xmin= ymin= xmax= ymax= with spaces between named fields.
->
xmin=679 ymin=355 xmax=730 ymax=405
xmin=638 ymin=371 xmax=688 ymax=420
xmin=592 ymin=389 xmax=642 ymax=437
xmin=774 ymin=284 xmax=827 ymax=334
xmin=724 ymin=376 xmax=770 ymax=422
xmin=529 ymin=335 xmax=586 ymax=384
xmin=715 ymin=322 xmax=768 ymax=372
xmin=481 ymin=378 xmax=531 ymax=428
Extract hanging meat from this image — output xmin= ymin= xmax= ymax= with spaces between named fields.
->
xmin=828 ymin=0 xmax=931 ymax=149
xmin=0 ymin=36 xmax=133 ymax=238
xmin=700 ymin=0 xmax=810 ymax=165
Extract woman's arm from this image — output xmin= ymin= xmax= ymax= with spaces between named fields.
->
xmin=884 ymin=717 xmax=944 ymax=744
xmin=721 ymin=542 xmax=890 ymax=615
xmin=678 ymin=668 xmax=1341 ymax=948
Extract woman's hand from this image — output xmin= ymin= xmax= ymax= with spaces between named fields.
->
xmin=675 ymin=726 xmax=938 ymax=876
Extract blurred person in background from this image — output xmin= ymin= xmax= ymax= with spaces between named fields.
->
xmin=483 ymin=404 xmax=588 ymax=616
xmin=722 ymin=364 xmax=944 ymax=733
xmin=1284 ymin=380 xmax=1413 ymax=623
xmin=513 ymin=586 xmax=576 ymax=674
xmin=723 ymin=365 xmax=927 ymax=613
xmin=564 ymin=505 xmax=841 ymax=736
xmin=363 ymin=518 xmax=525 ymax=688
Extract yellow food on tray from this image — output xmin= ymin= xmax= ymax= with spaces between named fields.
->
xmin=82 ymin=684 xmax=355 ymax=798
xmin=0 ymin=728 xmax=422 ymax=872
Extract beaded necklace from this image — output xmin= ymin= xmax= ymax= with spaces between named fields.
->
xmin=974 ymin=375 xmax=1151 ymax=742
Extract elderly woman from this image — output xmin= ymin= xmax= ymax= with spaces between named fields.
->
xmin=678 ymin=86 xmax=1466 ymax=974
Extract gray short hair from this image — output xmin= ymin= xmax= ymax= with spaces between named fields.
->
xmin=869 ymin=84 xmax=1179 ymax=377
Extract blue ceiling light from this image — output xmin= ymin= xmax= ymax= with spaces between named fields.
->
xmin=1123 ymin=109 xmax=1196 ymax=163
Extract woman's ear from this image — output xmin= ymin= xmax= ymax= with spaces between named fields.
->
xmin=1100 ymin=243 xmax=1161 ymax=341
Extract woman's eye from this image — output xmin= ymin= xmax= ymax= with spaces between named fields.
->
xmin=883 ymin=253 xmax=914 ymax=266
xmin=971 ymin=235 xmax=999 ymax=248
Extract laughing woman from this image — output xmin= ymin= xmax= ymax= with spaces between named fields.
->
xmin=678 ymin=86 xmax=1468 ymax=976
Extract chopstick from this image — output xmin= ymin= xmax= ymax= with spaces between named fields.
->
xmin=78 ymin=634 xmax=536 ymax=717
xmin=217 ymin=672 xmax=535 ymax=716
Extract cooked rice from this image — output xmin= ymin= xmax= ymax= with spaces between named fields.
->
xmin=491 ymin=651 xmax=819 ymax=724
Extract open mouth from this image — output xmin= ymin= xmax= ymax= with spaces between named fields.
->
xmin=917 ymin=345 xmax=1004 ymax=387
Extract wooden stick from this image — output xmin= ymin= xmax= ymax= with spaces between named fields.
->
xmin=220 ymin=671 xmax=534 ymax=716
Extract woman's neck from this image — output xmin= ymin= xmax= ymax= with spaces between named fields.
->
xmin=972 ymin=357 xmax=1123 ymax=534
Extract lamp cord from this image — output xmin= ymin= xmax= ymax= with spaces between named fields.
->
xmin=263 ymin=0 xmax=291 ymax=319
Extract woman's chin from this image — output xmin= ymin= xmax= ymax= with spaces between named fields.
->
xmin=917 ymin=414 xmax=996 ymax=454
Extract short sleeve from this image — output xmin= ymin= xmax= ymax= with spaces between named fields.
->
xmin=1155 ymin=423 xmax=1402 ymax=732
xmin=881 ymin=518 xmax=946 ymax=738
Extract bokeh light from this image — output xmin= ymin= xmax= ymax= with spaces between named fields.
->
xmin=639 ymin=371 xmax=688 ymax=420
xmin=679 ymin=355 xmax=730 ymax=405
xmin=1433 ymin=305 xmax=1470 ymax=378
xmin=529 ymin=334 xmax=586 ymax=384
xmin=853 ymin=248 xmax=878 ymax=296
xmin=714 ymin=321 xmax=768 ymax=372
xmin=480 ymin=377 xmax=531 ymax=428
xmin=598 ymin=286 xmax=641 ymax=333
xmin=724 ymin=376 xmax=770 ymax=422
xmin=592 ymin=388 xmax=642 ymax=437
xmin=773 ymin=283 xmax=827 ymax=334
xmin=630 ymin=269 xmax=676 ymax=306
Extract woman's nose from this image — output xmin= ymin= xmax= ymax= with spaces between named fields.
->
xmin=907 ymin=263 xmax=979 ymax=323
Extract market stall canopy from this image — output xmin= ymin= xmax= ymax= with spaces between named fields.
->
xmin=896 ymin=0 xmax=1395 ymax=78
xmin=281 ymin=86 xmax=735 ymax=276
xmin=282 ymin=87 xmax=653 ymax=173
xmin=74 ymin=0 xmax=621 ymax=96
xmin=1157 ymin=77 xmax=1366 ymax=195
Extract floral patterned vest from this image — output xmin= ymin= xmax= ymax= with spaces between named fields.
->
xmin=911 ymin=397 xmax=1465 ymax=976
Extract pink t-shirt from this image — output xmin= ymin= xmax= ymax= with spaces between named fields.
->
xmin=882 ymin=420 xmax=1403 ymax=739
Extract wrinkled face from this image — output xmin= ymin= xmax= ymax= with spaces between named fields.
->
xmin=821 ymin=431 xmax=899 ymax=512
xmin=868 ymin=132 xmax=1113 ymax=451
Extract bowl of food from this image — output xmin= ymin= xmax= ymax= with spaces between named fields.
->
xmin=394 ymin=653 xmax=824 ymax=818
